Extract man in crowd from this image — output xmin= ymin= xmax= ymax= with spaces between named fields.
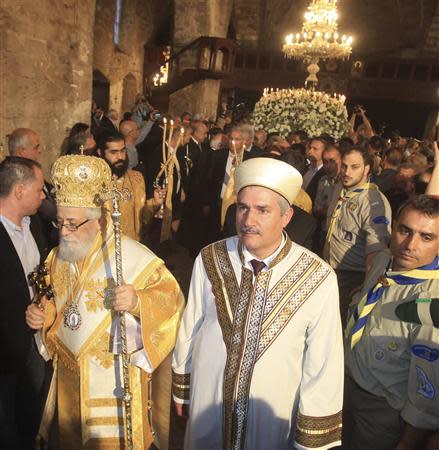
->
xmin=202 ymin=126 xmax=259 ymax=243
xmin=324 ymin=146 xmax=391 ymax=324
xmin=8 ymin=128 xmax=57 ymax=247
xmin=254 ymin=129 xmax=267 ymax=149
xmin=314 ymin=145 xmax=342 ymax=224
xmin=178 ymin=120 xmax=208 ymax=196
xmin=375 ymin=147 xmax=403 ymax=194
xmin=119 ymin=119 xmax=140 ymax=169
xmin=91 ymin=105 xmax=118 ymax=137
xmin=97 ymin=131 xmax=162 ymax=241
xmin=241 ymin=124 xmax=264 ymax=157
xmin=386 ymin=162 xmax=418 ymax=217
xmin=314 ymin=145 xmax=342 ymax=252
xmin=344 ymin=195 xmax=439 ymax=450
xmin=173 ymin=157 xmax=344 ymax=450
xmin=288 ymin=129 xmax=308 ymax=145
xmin=303 ymin=136 xmax=328 ymax=202
xmin=25 ymin=153 xmax=184 ymax=449
xmin=0 ymin=157 xmax=47 ymax=449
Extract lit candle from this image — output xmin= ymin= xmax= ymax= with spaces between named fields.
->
xmin=231 ymin=139 xmax=237 ymax=160
xmin=167 ymin=119 xmax=174 ymax=159
xmin=174 ymin=127 xmax=184 ymax=151
xmin=162 ymin=117 xmax=167 ymax=166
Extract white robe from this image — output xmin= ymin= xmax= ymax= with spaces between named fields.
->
xmin=172 ymin=236 xmax=344 ymax=450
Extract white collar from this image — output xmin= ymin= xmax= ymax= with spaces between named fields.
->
xmin=242 ymin=233 xmax=286 ymax=271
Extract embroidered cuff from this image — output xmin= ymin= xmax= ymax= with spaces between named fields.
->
xmin=295 ymin=411 xmax=342 ymax=449
xmin=172 ymin=371 xmax=191 ymax=402
xmin=130 ymin=294 xmax=141 ymax=317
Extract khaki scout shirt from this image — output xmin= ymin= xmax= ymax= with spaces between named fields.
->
xmin=346 ymin=251 xmax=439 ymax=430
xmin=325 ymin=183 xmax=391 ymax=272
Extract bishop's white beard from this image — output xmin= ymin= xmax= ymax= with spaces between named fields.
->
xmin=58 ymin=232 xmax=97 ymax=262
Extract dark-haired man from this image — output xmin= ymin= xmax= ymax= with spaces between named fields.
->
xmin=375 ymin=147 xmax=403 ymax=194
xmin=324 ymin=147 xmax=391 ymax=323
xmin=344 ymin=195 xmax=439 ymax=450
xmin=97 ymin=132 xmax=162 ymax=241
xmin=303 ymin=137 xmax=328 ymax=202
xmin=0 ymin=157 xmax=47 ymax=449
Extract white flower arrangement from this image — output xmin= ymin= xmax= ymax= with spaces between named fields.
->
xmin=252 ymin=88 xmax=349 ymax=140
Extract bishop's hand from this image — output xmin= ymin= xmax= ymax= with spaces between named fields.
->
xmin=113 ymin=284 xmax=138 ymax=312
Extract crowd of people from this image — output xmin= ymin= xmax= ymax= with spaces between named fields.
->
xmin=0 ymin=96 xmax=438 ymax=450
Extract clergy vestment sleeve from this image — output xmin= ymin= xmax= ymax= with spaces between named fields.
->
xmin=135 ymin=259 xmax=185 ymax=371
xmin=172 ymin=254 xmax=207 ymax=404
xmin=295 ymin=270 xmax=344 ymax=450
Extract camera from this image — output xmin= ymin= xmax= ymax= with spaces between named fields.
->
xmin=152 ymin=111 xmax=162 ymax=121
xmin=353 ymin=105 xmax=363 ymax=114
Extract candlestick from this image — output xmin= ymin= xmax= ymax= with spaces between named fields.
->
xmin=162 ymin=118 xmax=167 ymax=167
xmin=167 ymin=120 xmax=174 ymax=160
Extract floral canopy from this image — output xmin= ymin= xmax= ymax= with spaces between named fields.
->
xmin=252 ymin=88 xmax=349 ymax=140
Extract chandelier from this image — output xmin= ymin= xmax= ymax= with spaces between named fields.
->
xmin=283 ymin=0 xmax=352 ymax=86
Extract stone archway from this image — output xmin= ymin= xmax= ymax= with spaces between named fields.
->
xmin=92 ymin=70 xmax=110 ymax=110
xmin=121 ymin=73 xmax=137 ymax=113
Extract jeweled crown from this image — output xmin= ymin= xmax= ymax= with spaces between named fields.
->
xmin=51 ymin=155 xmax=112 ymax=208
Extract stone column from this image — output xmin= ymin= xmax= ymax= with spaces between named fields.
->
xmin=0 ymin=0 xmax=96 ymax=174
xmin=168 ymin=0 xmax=233 ymax=119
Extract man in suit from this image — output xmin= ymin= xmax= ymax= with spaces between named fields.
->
xmin=303 ymin=136 xmax=328 ymax=202
xmin=8 ymin=127 xmax=58 ymax=248
xmin=241 ymin=123 xmax=264 ymax=157
xmin=91 ymin=105 xmax=118 ymax=138
xmin=178 ymin=120 xmax=208 ymax=196
xmin=202 ymin=126 xmax=259 ymax=244
xmin=0 ymin=156 xmax=48 ymax=449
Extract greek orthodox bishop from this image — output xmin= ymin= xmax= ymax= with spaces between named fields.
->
xmin=26 ymin=154 xmax=184 ymax=449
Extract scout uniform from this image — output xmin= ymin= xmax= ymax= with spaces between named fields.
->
xmin=344 ymin=251 xmax=439 ymax=450
xmin=324 ymin=183 xmax=391 ymax=323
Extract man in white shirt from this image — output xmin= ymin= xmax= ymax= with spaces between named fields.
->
xmin=0 ymin=156 xmax=47 ymax=449
xmin=173 ymin=158 xmax=344 ymax=450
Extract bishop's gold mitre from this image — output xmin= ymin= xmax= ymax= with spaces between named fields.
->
xmin=51 ymin=155 xmax=112 ymax=208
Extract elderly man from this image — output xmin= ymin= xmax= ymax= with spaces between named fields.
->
xmin=172 ymin=158 xmax=344 ymax=450
xmin=0 ymin=157 xmax=47 ymax=450
xmin=8 ymin=127 xmax=57 ymax=247
xmin=25 ymin=154 xmax=184 ymax=449
xmin=8 ymin=128 xmax=41 ymax=161
xmin=241 ymin=124 xmax=264 ymax=157
xmin=344 ymin=195 xmax=439 ymax=450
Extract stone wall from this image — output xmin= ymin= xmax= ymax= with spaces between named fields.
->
xmin=0 ymin=0 xmax=96 ymax=173
xmin=93 ymin=0 xmax=155 ymax=116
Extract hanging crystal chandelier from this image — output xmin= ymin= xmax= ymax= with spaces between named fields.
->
xmin=283 ymin=0 xmax=352 ymax=86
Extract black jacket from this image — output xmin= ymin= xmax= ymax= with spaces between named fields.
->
xmin=0 ymin=215 xmax=48 ymax=373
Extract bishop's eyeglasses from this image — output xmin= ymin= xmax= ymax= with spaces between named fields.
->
xmin=51 ymin=219 xmax=90 ymax=232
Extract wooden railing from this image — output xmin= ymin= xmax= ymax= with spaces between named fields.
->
xmin=145 ymin=37 xmax=238 ymax=95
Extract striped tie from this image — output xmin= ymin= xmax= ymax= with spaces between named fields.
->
xmin=346 ymin=256 xmax=439 ymax=349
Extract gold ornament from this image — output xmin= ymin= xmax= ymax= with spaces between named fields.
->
xmin=51 ymin=155 xmax=112 ymax=208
